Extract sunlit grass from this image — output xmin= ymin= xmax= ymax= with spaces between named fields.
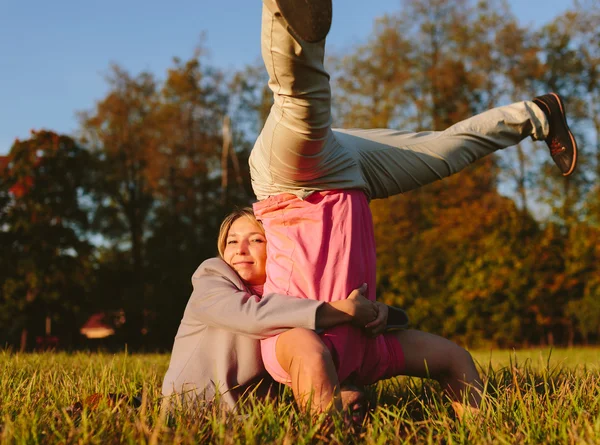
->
xmin=1 ymin=348 xmax=599 ymax=444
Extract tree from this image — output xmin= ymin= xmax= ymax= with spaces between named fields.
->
xmin=79 ymin=53 xmax=259 ymax=348
xmin=0 ymin=131 xmax=93 ymax=350
xmin=80 ymin=66 xmax=159 ymax=347
xmin=331 ymin=0 xmax=537 ymax=345
xmin=144 ymin=53 xmax=235 ymax=347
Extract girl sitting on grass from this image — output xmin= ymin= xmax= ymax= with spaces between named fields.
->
xmin=162 ymin=207 xmax=387 ymax=412
xmin=163 ymin=208 xmax=478 ymax=418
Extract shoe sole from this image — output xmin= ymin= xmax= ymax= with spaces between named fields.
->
xmin=549 ymin=92 xmax=578 ymax=176
xmin=275 ymin=0 xmax=332 ymax=43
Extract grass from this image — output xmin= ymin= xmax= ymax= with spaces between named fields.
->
xmin=0 ymin=348 xmax=599 ymax=444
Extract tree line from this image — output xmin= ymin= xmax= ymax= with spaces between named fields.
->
xmin=1 ymin=0 xmax=599 ymax=351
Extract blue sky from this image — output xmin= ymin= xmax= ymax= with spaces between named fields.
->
xmin=0 ymin=0 xmax=574 ymax=155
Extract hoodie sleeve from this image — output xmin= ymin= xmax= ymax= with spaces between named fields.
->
xmin=182 ymin=258 xmax=324 ymax=340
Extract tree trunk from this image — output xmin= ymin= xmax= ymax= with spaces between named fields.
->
xmin=567 ymin=324 xmax=574 ymax=347
xmin=20 ymin=328 xmax=28 ymax=352
xmin=221 ymin=115 xmax=231 ymax=206
xmin=125 ymin=215 xmax=145 ymax=350
xmin=19 ymin=289 xmax=36 ymax=352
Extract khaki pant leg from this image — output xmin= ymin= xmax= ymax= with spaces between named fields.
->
xmin=251 ymin=4 xmax=347 ymax=200
xmin=251 ymin=8 xmax=550 ymax=202
xmin=333 ymin=101 xmax=549 ymax=200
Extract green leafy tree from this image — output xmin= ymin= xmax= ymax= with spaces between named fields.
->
xmin=0 ymin=131 xmax=93 ymax=350
xmin=144 ymin=52 xmax=235 ymax=347
xmin=80 ymin=66 xmax=159 ymax=347
xmin=78 ymin=52 xmax=266 ymax=348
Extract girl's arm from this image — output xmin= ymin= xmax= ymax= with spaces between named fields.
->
xmin=185 ymin=259 xmax=377 ymax=339
xmin=316 ymin=284 xmax=377 ymax=329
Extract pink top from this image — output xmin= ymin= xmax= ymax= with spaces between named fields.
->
xmin=253 ymin=190 xmax=376 ymax=304
xmin=255 ymin=190 xmax=405 ymax=386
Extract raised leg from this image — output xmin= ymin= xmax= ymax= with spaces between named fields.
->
xmin=250 ymin=4 xmax=346 ymax=200
xmin=264 ymin=0 xmax=332 ymax=43
xmin=334 ymin=100 xmax=551 ymax=199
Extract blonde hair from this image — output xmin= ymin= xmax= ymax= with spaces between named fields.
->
xmin=217 ymin=207 xmax=265 ymax=258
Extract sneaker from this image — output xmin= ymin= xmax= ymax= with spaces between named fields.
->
xmin=532 ymin=93 xmax=578 ymax=176
xmin=275 ymin=0 xmax=332 ymax=43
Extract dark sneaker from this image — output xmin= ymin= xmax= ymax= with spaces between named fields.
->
xmin=532 ymin=93 xmax=578 ymax=176
xmin=275 ymin=0 xmax=332 ymax=43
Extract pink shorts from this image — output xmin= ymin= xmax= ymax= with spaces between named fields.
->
xmin=261 ymin=325 xmax=405 ymax=386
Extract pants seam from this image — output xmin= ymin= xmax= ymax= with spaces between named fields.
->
xmin=266 ymin=11 xmax=284 ymax=185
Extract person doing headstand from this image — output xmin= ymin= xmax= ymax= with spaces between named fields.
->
xmin=250 ymin=0 xmax=578 ymax=414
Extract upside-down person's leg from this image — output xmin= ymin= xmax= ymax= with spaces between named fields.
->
xmin=250 ymin=3 xmax=339 ymax=200
xmin=264 ymin=0 xmax=332 ymax=43
xmin=334 ymin=95 xmax=578 ymax=200
xmin=253 ymin=8 xmax=578 ymax=202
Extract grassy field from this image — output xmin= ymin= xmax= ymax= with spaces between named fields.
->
xmin=1 ymin=348 xmax=599 ymax=444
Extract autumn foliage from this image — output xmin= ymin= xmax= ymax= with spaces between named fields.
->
xmin=1 ymin=0 xmax=599 ymax=350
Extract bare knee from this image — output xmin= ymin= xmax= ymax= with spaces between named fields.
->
xmin=457 ymin=347 xmax=476 ymax=370
xmin=289 ymin=339 xmax=333 ymax=376
xmin=275 ymin=328 xmax=339 ymax=412
xmin=448 ymin=345 xmax=478 ymax=381
xmin=276 ymin=328 xmax=333 ymax=373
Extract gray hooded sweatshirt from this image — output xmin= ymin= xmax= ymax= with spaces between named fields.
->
xmin=162 ymin=258 xmax=323 ymax=409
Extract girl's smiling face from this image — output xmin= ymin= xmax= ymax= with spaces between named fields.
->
xmin=223 ymin=216 xmax=267 ymax=286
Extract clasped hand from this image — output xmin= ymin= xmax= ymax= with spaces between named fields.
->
xmin=346 ymin=284 xmax=389 ymax=337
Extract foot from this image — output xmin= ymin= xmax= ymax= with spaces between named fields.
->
xmin=532 ymin=93 xmax=578 ymax=176
xmin=340 ymin=384 xmax=367 ymax=426
xmin=275 ymin=0 xmax=332 ymax=43
xmin=451 ymin=401 xmax=481 ymax=420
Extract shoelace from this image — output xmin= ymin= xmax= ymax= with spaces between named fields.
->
xmin=549 ymin=137 xmax=566 ymax=156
